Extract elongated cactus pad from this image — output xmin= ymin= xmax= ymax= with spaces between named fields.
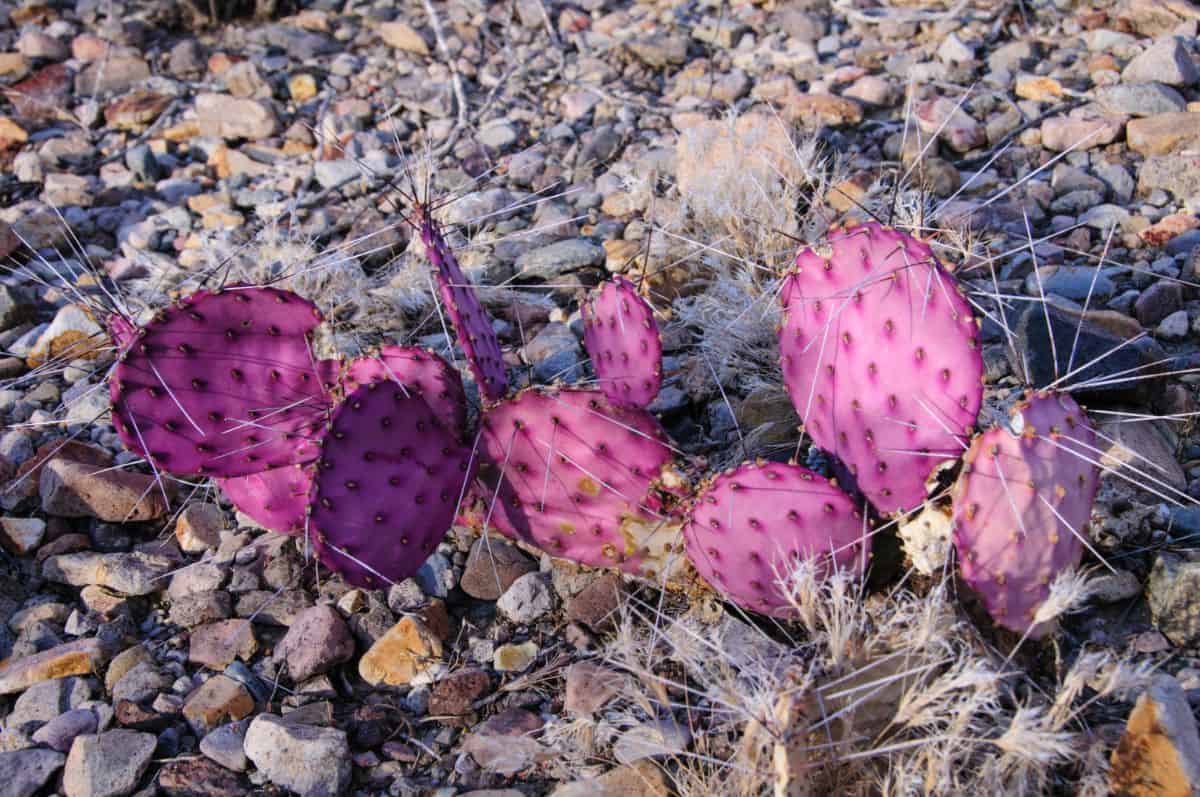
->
xmin=779 ymin=222 xmax=983 ymax=515
xmin=342 ymin=345 xmax=467 ymax=434
xmin=218 ymin=466 xmax=310 ymax=536
xmin=952 ymin=391 xmax=1098 ymax=637
xmin=463 ymin=387 xmax=688 ymax=580
xmin=110 ymin=286 xmax=331 ymax=478
xmin=420 ymin=216 xmax=508 ymax=403
xmin=582 ymin=276 xmax=662 ymax=408
xmin=307 ymin=382 xmax=477 ymax=589
xmin=684 ymin=460 xmax=867 ymax=617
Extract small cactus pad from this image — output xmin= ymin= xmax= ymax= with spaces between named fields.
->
xmin=110 ymin=286 xmax=331 ymax=478
xmin=465 ymin=387 xmax=687 ymax=579
xmin=307 ymin=382 xmax=477 ymax=589
xmin=420 ymin=216 xmax=508 ymax=403
xmin=342 ymin=345 xmax=467 ymax=433
xmin=779 ymin=222 xmax=982 ymax=515
xmin=217 ymin=466 xmax=310 ymax=536
xmin=582 ymin=276 xmax=662 ymax=408
xmin=684 ymin=461 xmax=867 ymax=618
xmin=107 ymin=314 xmax=137 ymax=353
xmin=951 ymin=391 xmax=1098 ymax=637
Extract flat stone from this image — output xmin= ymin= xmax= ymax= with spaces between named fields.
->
xmin=0 ymin=749 xmax=65 ymax=797
xmin=565 ymin=662 xmax=627 ymax=716
xmin=194 ymin=94 xmax=278 ymax=140
xmin=516 ymin=239 xmax=605 ymax=279
xmin=461 ymin=708 xmax=544 ymax=776
xmin=189 ymin=619 xmax=257 ymax=670
xmin=566 ymin=573 xmax=625 ymax=632
xmin=7 ymin=64 xmax=71 ymax=121
xmin=498 ymin=572 xmax=556 ymax=624
xmin=199 ymin=720 xmax=249 ymax=772
xmin=243 ymin=714 xmax=351 ymax=796
xmin=274 ymin=605 xmax=355 ymax=682
xmin=1138 ymin=152 xmax=1200 ymax=200
xmin=40 ymin=460 xmax=168 ymax=522
xmin=7 ymin=676 xmax=93 ymax=729
xmin=74 ymin=56 xmax=149 ymax=95
xmin=1110 ymin=677 xmax=1200 ymax=795
xmin=1094 ymin=82 xmax=1186 ymax=117
xmin=43 ymin=552 xmax=173 ymax=596
xmin=1127 ymin=112 xmax=1200 ymax=155
xmin=62 ymin=730 xmax=156 ymax=797
xmin=358 ymin=616 xmax=444 ymax=686
xmin=459 ymin=537 xmax=536 ymax=600
xmin=376 ymin=20 xmax=429 ymax=55
xmin=613 ymin=717 xmax=692 ymax=764
xmin=157 ymin=756 xmax=247 ymax=797
xmin=1122 ymin=37 xmax=1199 ymax=86
xmin=32 ymin=708 xmax=98 ymax=752
xmin=0 ymin=638 xmax=105 ymax=695
xmin=1041 ymin=115 xmax=1124 ymax=151
xmin=182 ymin=675 xmax=254 ymax=733
xmin=0 ymin=516 xmax=45 ymax=555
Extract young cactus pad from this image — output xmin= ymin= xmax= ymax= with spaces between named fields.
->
xmin=582 ymin=276 xmax=662 ymax=409
xmin=307 ymin=382 xmax=477 ymax=589
xmin=343 ymin=345 xmax=467 ymax=433
xmin=420 ymin=215 xmax=508 ymax=403
xmin=465 ymin=387 xmax=687 ymax=580
xmin=951 ymin=391 xmax=1098 ymax=637
xmin=778 ymin=222 xmax=983 ymax=515
xmin=217 ymin=466 xmax=310 ymax=536
xmin=684 ymin=460 xmax=868 ymax=618
xmin=110 ymin=286 xmax=332 ymax=478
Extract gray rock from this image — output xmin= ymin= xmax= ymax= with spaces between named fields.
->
xmin=1135 ymin=281 xmax=1183 ymax=326
xmin=1080 ymin=204 xmax=1134 ymax=233
xmin=414 ymin=553 xmax=456 ymax=599
xmin=199 ymin=720 xmax=249 ymax=772
xmin=523 ymin=322 xmax=584 ymax=383
xmin=243 ymin=714 xmax=351 ymax=796
xmin=1095 ymin=161 xmax=1136 ymax=204
xmin=194 ymin=94 xmax=278 ymax=140
xmin=31 ymin=708 xmax=98 ymax=752
xmin=1094 ymin=82 xmax=1187 ymax=117
xmin=43 ymin=552 xmax=173 ymax=596
xmin=313 ymin=159 xmax=362 ymax=189
xmin=516 ymin=239 xmax=605 ymax=279
xmin=62 ymin=730 xmax=156 ymax=797
xmin=1122 ymin=37 xmax=1199 ymax=86
xmin=612 ymin=717 xmax=692 ymax=764
xmin=111 ymin=661 xmax=168 ymax=704
xmin=1157 ymin=309 xmax=1190 ymax=339
xmin=497 ymin=573 xmax=556 ymax=624
xmin=0 ymin=748 xmax=65 ymax=797
xmin=274 ymin=605 xmax=355 ymax=682
xmin=1149 ymin=553 xmax=1200 ymax=647
xmin=0 ymin=286 xmax=34 ymax=332
xmin=7 ymin=676 xmax=93 ymax=730
xmin=1024 ymin=266 xmax=1115 ymax=302
xmin=1138 ymin=153 xmax=1200 ymax=200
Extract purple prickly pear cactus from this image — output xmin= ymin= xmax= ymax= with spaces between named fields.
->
xmin=107 ymin=314 xmax=137 ymax=354
xmin=110 ymin=286 xmax=333 ymax=478
xmin=307 ymin=382 xmax=477 ymax=589
xmin=582 ymin=276 xmax=662 ymax=409
xmin=419 ymin=213 xmax=508 ymax=403
xmin=343 ymin=345 xmax=467 ymax=433
xmin=683 ymin=460 xmax=867 ymax=617
xmin=217 ymin=466 xmax=310 ymax=536
xmin=462 ymin=387 xmax=688 ymax=581
xmin=779 ymin=222 xmax=983 ymax=515
xmin=951 ymin=391 xmax=1098 ymax=637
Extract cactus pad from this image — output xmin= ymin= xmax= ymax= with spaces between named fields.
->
xmin=342 ymin=345 xmax=467 ymax=433
xmin=582 ymin=276 xmax=662 ymax=408
xmin=420 ymin=216 xmax=508 ymax=403
xmin=952 ymin=391 xmax=1098 ymax=637
xmin=779 ymin=222 xmax=982 ymax=515
xmin=307 ymin=382 xmax=477 ymax=589
xmin=110 ymin=286 xmax=331 ymax=478
xmin=218 ymin=466 xmax=310 ymax=536
xmin=684 ymin=460 xmax=868 ymax=617
xmin=464 ymin=387 xmax=687 ymax=580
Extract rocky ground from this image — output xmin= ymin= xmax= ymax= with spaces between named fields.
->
xmin=5 ymin=0 xmax=1200 ymax=795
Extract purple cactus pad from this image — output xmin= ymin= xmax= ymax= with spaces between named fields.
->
xmin=217 ymin=466 xmax=311 ymax=536
xmin=779 ymin=222 xmax=983 ymax=515
xmin=952 ymin=391 xmax=1098 ymax=637
xmin=582 ymin=276 xmax=662 ymax=408
xmin=110 ymin=286 xmax=332 ymax=478
xmin=307 ymin=382 xmax=477 ymax=589
xmin=342 ymin=345 xmax=467 ymax=434
xmin=684 ymin=460 xmax=868 ymax=618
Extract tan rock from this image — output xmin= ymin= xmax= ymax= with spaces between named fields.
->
xmin=189 ymin=619 xmax=257 ymax=670
xmin=25 ymin=304 xmax=105 ymax=367
xmin=1111 ymin=678 xmax=1200 ymax=796
xmin=288 ymin=73 xmax=318 ymax=102
xmin=784 ymin=93 xmax=863 ymax=127
xmin=0 ymin=516 xmax=45 ymax=555
xmin=40 ymin=460 xmax=169 ymax=522
xmin=0 ymin=53 xmax=29 ymax=78
xmin=1127 ymin=112 xmax=1200 ymax=156
xmin=377 ymin=21 xmax=430 ymax=56
xmin=0 ymin=638 xmax=106 ymax=695
xmin=182 ymin=675 xmax=254 ymax=731
xmin=1015 ymin=74 xmax=1065 ymax=102
xmin=104 ymin=645 xmax=153 ymax=693
xmin=1041 ymin=115 xmax=1125 ymax=152
xmin=175 ymin=503 xmax=224 ymax=553
xmin=358 ymin=617 xmax=443 ymax=686
xmin=0 ymin=116 xmax=27 ymax=148
xmin=493 ymin=641 xmax=537 ymax=673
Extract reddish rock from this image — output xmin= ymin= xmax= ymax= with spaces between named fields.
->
xmin=274 ymin=605 xmax=355 ymax=682
xmin=105 ymin=91 xmax=172 ymax=131
xmin=430 ymin=668 xmax=491 ymax=716
xmin=6 ymin=63 xmax=71 ymax=121
xmin=566 ymin=573 xmax=625 ymax=632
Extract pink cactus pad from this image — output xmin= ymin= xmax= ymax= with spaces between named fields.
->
xmin=342 ymin=345 xmax=467 ymax=433
xmin=307 ymin=382 xmax=477 ymax=589
xmin=107 ymin=314 xmax=137 ymax=353
xmin=420 ymin=216 xmax=508 ymax=403
xmin=779 ymin=222 xmax=983 ymax=515
xmin=684 ymin=461 xmax=868 ymax=618
xmin=464 ymin=387 xmax=688 ymax=580
xmin=110 ymin=286 xmax=332 ymax=478
xmin=217 ymin=466 xmax=310 ymax=536
xmin=582 ymin=276 xmax=662 ymax=408
xmin=952 ymin=391 xmax=1098 ymax=637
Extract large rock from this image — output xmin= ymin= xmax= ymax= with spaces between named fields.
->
xmin=515 ymin=239 xmax=605 ymax=279
xmin=274 ymin=605 xmax=355 ymax=682
xmin=0 ymin=749 xmax=66 ymax=797
xmin=1138 ymin=152 xmax=1200 ymax=200
xmin=0 ymin=638 xmax=106 ymax=695
xmin=243 ymin=714 xmax=351 ymax=796
xmin=40 ymin=459 xmax=169 ymax=522
xmin=1148 ymin=553 xmax=1200 ymax=647
xmin=358 ymin=616 xmax=443 ymax=687
xmin=43 ymin=552 xmax=173 ymax=596
xmin=1122 ymin=37 xmax=1199 ymax=86
xmin=459 ymin=536 xmax=536 ymax=600
xmin=1127 ymin=112 xmax=1200 ymax=155
xmin=1110 ymin=677 xmax=1200 ymax=795
xmin=63 ymin=730 xmax=156 ymax=797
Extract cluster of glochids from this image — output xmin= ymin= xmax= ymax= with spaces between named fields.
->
xmin=104 ymin=215 xmax=1098 ymax=638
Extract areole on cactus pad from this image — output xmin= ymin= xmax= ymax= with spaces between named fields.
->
xmin=582 ymin=276 xmax=662 ymax=409
xmin=462 ymin=387 xmax=689 ymax=581
xmin=779 ymin=223 xmax=983 ymax=516
xmin=951 ymin=391 xmax=1099 ymax=637
xmin=110 ymin=286 xmax=334 ymax=478
xmin=306 ymin=382 xmax=478 ymax=589
xmin=684 ymin=460 xmax=868 ymax=618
